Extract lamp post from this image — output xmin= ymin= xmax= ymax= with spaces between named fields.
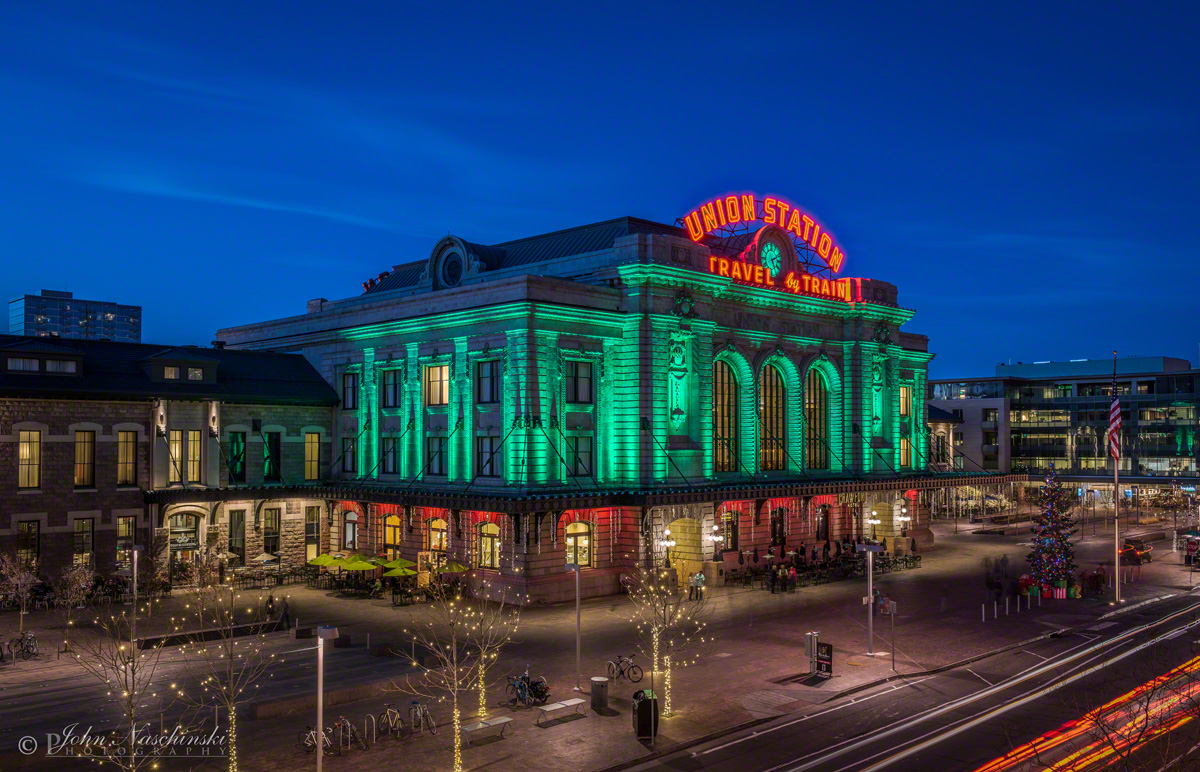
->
xmin=569 ymin=562 xmax=582 ymax=692
xmin=867 ymin=511 xmax=881 ymax=543
xmin=316 ymin=625 xmax=339 ymax=772
xmin=897 ymin=504 xmax=911 ymax=539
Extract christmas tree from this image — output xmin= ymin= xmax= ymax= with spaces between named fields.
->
xmin=1027 ymin=464 xmax=1077 ymax=587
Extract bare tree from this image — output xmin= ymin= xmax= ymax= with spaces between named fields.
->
xmin=469 ymin=578 xmax=522 ymax=718
xmin=389 ymin=581 xmax=520 ymax=772
xmin=53 ymin=562 xmax=94 ymax=653
xmin=626 ymin=566 xmax=710 ymax=716
xmin=0 ymin=552 xmax=39 ymax=633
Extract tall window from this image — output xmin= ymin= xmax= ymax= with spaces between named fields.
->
xmin=476 ymin=436 xmax=500 ymax=477
xmin=73 ymin=519 xmax=94 ymax=565
xmin=425 ymin=364 xmax=449 ymax=406
xmin=72 ymin=430 xmax=95 ymax=487
xmin=16 ymin=521 xmax=39 ymax=565
xmin=229 ymin=432 xmax=246 ymax=483
xmin=758 ymin=365 xmax=786 ymax=471
xmin=900 ymin=437 xmax=912 ymax=467
xmin=381 ymin=437 xmax=397 ymax=474
xmin=935 ymin=432 xmax=948 ymax=463
xmin=565 ymin=521 xmax=591 ymax=567
xmin=770 ymin=508 xmax=786 ymax=547
xmin=305 ymin=506 xmax=320 ymax=561
xmin=168 ymin=430 xmax=183 ymax=483
xmin=899 ymin=385 xmax=912 ymax=416
xmin=384 ymin=513 xmax=402 ymax=559
xmin=426 ymin=436 xmax=447 ymax=476
xmin=117 ymin=430 xmax=137 ymax=485
xmin=164 ymin=366 xmax=180 ymax=380
xmin=263 ymin=509 xmax=280 ymax=555
xmin=305 ymin=432 xmax=320 ymax=481
xmin=805 ymin=369 xmax=830 ymax=470
xmin=228 ymin=510 xmax=245 ymax=564
xmin=479 ymin=522 xmax=500 ymax=569
xmin=720 ymin=509 xmax=740 ymax=551
xmin=342 ymin=438 xmax=357 ymax=474
xmin=382 ymin=369 xmax=401 ymax=408
xmin=117 ymin=516 xmax=135 ymax=567
xmin=343 ymin=516 xmax=358 ymax=550
xmin=264 ymin=432 xmax=281 ymax=482
xmin=477 ymin=360 xmax=500 ymax=404
xmin=713 ymin=361 xmax=738 ymax=472
xmin=342 ymin=373 xmax=359 ymax=410
xmin=566 ymin=436 xmax=593 ymax=477
xmin=565 ymin=361 xmax=593 ymax=404
xmin=18 ymin=430 xmax=40 ymax=489
xmin=187 ymin=429 xmax=202 ymax=483
xmin=428 ymin=517 xmax=447 ymax=552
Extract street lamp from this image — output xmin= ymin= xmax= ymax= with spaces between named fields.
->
xmin=897 ymin=504 xmax=911 ymax=538
xmin=866 ymin=510 xmax=881 ymax=542
xmin=316 ymin=625 xmax=339 ymax=772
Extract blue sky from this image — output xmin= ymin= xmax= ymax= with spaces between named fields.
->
xmin=2 ymin=2 xmax=1197 ymax=378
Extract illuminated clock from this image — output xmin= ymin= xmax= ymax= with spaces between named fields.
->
xmin=760 ymin=242 xmax=782 ymax=276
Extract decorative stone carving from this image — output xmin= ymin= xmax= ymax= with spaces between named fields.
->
xmin=668 ymin=332 xmax=690 ymax=431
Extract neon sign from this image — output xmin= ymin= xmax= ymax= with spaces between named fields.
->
xmin=706 ymin=255 xmax=855 ymax=302
xmin=682 ymin=193 xmax=845 ymax=273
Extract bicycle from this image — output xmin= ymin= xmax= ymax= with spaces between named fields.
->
xmin=606 ymin=654 xmax=643 ymax=683
xmin=506 ymin=674 xmax=534 ymax=708
xmin=379 ymin=702 xmax=408 ymax=739
xmin=408 ymin=699 xmax=437 ymax=736
xmin=297 ymin=725 xmax=338 ymax=756
xmin=8 ymin=631 xmax=37 ymax=661
xmin=333 ymin=715 xmax=368 ymax=751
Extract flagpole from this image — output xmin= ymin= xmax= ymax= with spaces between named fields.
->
xmin=1113 ymin=351 xmax=1121 ymax=604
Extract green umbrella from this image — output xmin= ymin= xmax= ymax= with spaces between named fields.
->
xmin=383 ymin=557 xmax=416 ymax=569
xmin=342 ymin=559 xmax=379 ymax=571
xmin=308 ymin=554 xmax=335 ymax=566
xmin=438 ymin=561 xmax=470 ymax=573
xmin=383 ymin=567 xmax=417 ymax=577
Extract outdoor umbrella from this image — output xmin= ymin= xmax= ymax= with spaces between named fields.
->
xmin=438 ymin=561 xmax=469 ymax=573
xmin=308 ymin=554 xmax=335 ymax=566
xmin=382 ymin=567 xmax=417 ymax=577
xmin=251 ymin=552 xmax=278 ymax=563
xmin=382 ymin=557 xmax=416 ymax=569
xmin=341 ymin=559 xmax=379 ymax=571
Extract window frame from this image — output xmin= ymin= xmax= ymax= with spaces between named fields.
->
xmin=117 ymin=430 xmax=137 ymax=486
xmin=478 ymin=522 xmax=500 ymax=569
xmin=263 ymin=508 xmax=281 ymax=555
xmin=566 ymin=435 xmax=593 ymax=477
xmin=565 ymin=521 xmax=592 ymax=567
xmin=16 ymin=521 xmax=39 ymax=566
xmin=187 ymin=428 xmax=202 ymax=484
xmin=168 ymin=429 xmax=183 ymax=484
xmin=476 ymin=435 xmax=500 ymax=477
xmin=424 ymin=364 xmax=449 ymax=406
xmin=899 ymin=385 xmax=912 ymax=417
xmin=164 ymin=366 xmax=180 ymax=380
xmin=116 ymin=516 xmax=136 ymax=567
xmin=759 ymin=365 xmax=786 ymax=471
xmin=564 ymin=360 xmax=593 ymax=404
xmin=381 ymin=436 xmax=397 ymax=474
xmin=72 ymin=518 xmax=94 ymax=565
xmin=18 ymin=430 xmax=41 ymax=489
xmin=428 ymin=517 xmax=447 ymax=552
xmin=476 ymin=360 xmax=500 ymax=404
xmin=341 ymin=438 xmax=357 ymax=474
xmin=382 ymin=368 xmax=401 ymax=408
xmin=426 ymin=436 xmax=447 ymax=476
xmin=712 ymin=360 xmax=739 ymax=473
xmin=264 ymin=431 xmax=282 ymax=482
xmin=229 ymin=431 xmax=247 ymax=483
xmin=228 ymin=509 xmax=246 ymax=564
xmin=342 ymin=372 xmax=359 ymax=410
xmin=304 ymin=432 xmax=320 ymax=481
xmin=804 ymin=369 xmax=830 ymax=470
xmin=187 ymin=367 xmax=203 ymax=381
xmin=72 ymin=430 xmax=96 ymax=488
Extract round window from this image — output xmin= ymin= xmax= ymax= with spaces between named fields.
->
xmin=441 ymin=254 xmax=463 ymax=287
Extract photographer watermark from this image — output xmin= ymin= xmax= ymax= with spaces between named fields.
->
xmin=19 ymin=722 xmax=228 ymax=760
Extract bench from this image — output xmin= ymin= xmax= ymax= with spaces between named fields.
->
xmin=535 ymin=697 xmax=586 ymax=726
xmin=463 ymin=716 xmax=512 ymax=744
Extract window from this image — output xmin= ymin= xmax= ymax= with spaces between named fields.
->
xmin=263 ymin=509 xmax=280 ymax=555
xmin=187 ymin=367 xmax=203 ymax=380
xmin=477 ymin=360 xmax=500 ymax=404
xmin=73 ymin=430 xmax=95 ymax=487
xmin=954 ymin=456 xmax=965 ymax=470
xmin=952 ymin=408 xmax=964 ymax=421
xmin=425 ymin=365 xmax=449 ymax=406
xmin=73 ymin=519 xmax=93 ymax=565
xmin=713 ymin=361 xmax=739 ymax=473
xmin=229 ymin=432 xmax=246 ymax=483
xmin=381 ymin=437 xmax=397 ymax=474
xmin=428 ymin=517 xmax=447 ymax=552
xmin=342 ymin=373 xmax=359 ymax=410
xmin=770 ymin=508 xmax=786 ymax=547
xmin=899 ymin=385 xmax=911 ymax=416
xmin=804 ymin=369 xmax=830 ymax=470
xmin=117 ymin=431 xmax=137 ymax=485
xmin=187 ymin=429 xmax=202 ymax=484
xmin=565 ymin=521 xmax=591 ymax=567
xmin=720 ymin=508 xmax=740 ymax=551
xmin=566 ymin=435 xmax=593 ymax=477
xmin=382 ymin=369 xmax=401 ymax=408
xmin=758 ymin=365 xmax=786 ymax=471
xmin=305 ymin=506 xmax=320 ymax=562
xmin=16 ymin=521 xmax=39 ymax=566
xmin=46 ymin=359 xmax=76 ymax=373
xmin=18 ymin=430 xmax=40 ymax=489
xmin=426 ymin=436 xmax=447 ymax=476
xmin=565 ymin=361 xmax=593 ymax=404
xmin=117 ymin=516 xmax=135 ymax=567
xmin=342 ymin=438 xmax=357 ymax=474
xmin=384 ymin=513 xmax=402 ymax=559
xmin=164 ymin=366 xmax=180 ymax=380
xmin=343 ymin=518 xmax=358 ymax=550
xmin=479 ymin=522 xmax=500 ymax=568
xmin=7 ymin=357 xmax=38 ymax=372
xmin=264 ymin=432 xmax=281 ymax=482
xmin=168 ymin=430 xmax=183 ymax=483
xmin=954 ymin=431 xmax=964 ymax=446
xmin=228 ymin=510 xmax=245 ymax=564
xmin=900 ymin=437 xmax=912 ymax=467
xmin=935 ymin=433 xmax=948 ymax=463
xmin=476 ymin=436 xmax=500 ymax=477
xmin=305 ymin=432 xmax=320 ymax=481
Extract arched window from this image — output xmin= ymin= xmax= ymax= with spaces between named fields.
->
xmin=384 ymin=514 xmax=403 ymax=559
xmin=478 ymin=522 xmax=500 ymax=569
xmin=805 ymin=369 xmax=830 ymax=470
xmin=428 ymin=517 xmax=447 ymax=552
xmin=758 ymin=365 xmax=786 ymax=471
xmin=713 ymin=360 xmax=739 ymax=472
xmin=565 ymin=521 xmax=591 ymax=567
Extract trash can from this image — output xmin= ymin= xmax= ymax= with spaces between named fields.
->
xmin=591 ymin=676 xmax=609 ymax=711
xmin=632 ymin=689 xmax=659 ymax=739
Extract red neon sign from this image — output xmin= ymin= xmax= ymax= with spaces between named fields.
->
xmin=705 ymin=255 xmax=856 ymax=303
xmin=682 ymin=193 xmax=845 ymax=273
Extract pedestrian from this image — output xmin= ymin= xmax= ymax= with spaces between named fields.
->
xmin=279 ymin=597 xmax=291 ymax=629
xmin=811 ymin=544 xmax=819 ymax=564
xmin=695 ymin=569 xmax=705 ymax=599
xmin=823 ymin=542 xmax=831 ymax=562
xmin=767 ymin=568 xmax=776 ymax=593
xmin=1000 ymin=555 xmax=1010 ymax=578
xmin=266 ymin=592 xmax=276 ymax=618
xmin=687 ymin=572 xmax=696 ymax=601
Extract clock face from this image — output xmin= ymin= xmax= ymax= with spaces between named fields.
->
xmin=760 ymin=242 xmax=782 ymax=276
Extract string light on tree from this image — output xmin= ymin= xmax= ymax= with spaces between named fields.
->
xmin=1027 ymin=464 xmax=1078 ymax=592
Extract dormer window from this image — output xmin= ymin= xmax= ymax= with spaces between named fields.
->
xmin=46 ymin=359 xmax=77 ymax=374
xmin=188 ymin=367 xmax=203 ymax=381
xmin=164 ymin=366 xmax=180 ymax=380
xmin=6 ymin=358 xmax=39 ymax=372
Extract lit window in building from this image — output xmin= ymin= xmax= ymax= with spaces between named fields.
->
xmin=342 ymin=372 xmax=359 ymax=410
xmin=565 ymin=361 xmax=593 ymax=404
xmin=16 ymin=521 xmax=38 ymax=566
xmin=188 ymin=367 xmax=203 ymax=380
xmin=73 ymin=519 xmax=93 ymax=566
xmin=7 ymin=357 xmax=39 ymax=372
xmin=479 ymin=522 xmax=500 ymax=568
xmin=382 ymin=369 xmax=401 ymax=408
xmin=263 ymin=509 xmax=280 ymax=555
xmin=425 ymin=364 xmax=449 ymax=406
xmin=899 ymin=385 xmax=911 ymax=416
xmin=758 ymin=365 xmax=786 ymax=471
xmin=117 ymin=430 xmax=137 ymax=485
xmin=305 ymin=507 xmax=320 ymax=561
xmin=229 ymin=432 xmax=246 ymax=483
xmin=264 ymin=432 xmax=281 ymax=482
xmin=116 ymin=516 xmax=135 ymax=567
xmin=74 ymin=430 xmax=95 ymax=487
xmin=342 ymin=438 xmax=357 ymax=474
xmin=476 ymin=435 xmax=500 ymax=477
xmin=426 ymin=436 xmax=447 ymax=475
xmin=900 ymin=437 xmax=912 ymax=467
xmin=228 ymin=510 xmax=246 ymax=563
xmin=381 ymin=436 xmax=397 ymax=474
xmin=384 ymin=513 xmax=402 ymax=559
xmin=565 ymin=521 xmax=591 ymax=567
xmin=305 ymin=432 xmax=320 ymax=480
xmin=164 ymin=366 xmax=180 ymax=380
xmin=18 ymin=430 xmax=40 ymax=489
xmin=805 ymin=369 xmax=830 ymax=470
xmin=567 ymin=435 xmax=593 ymax=477
xmin=168 ymin=430 xmax=182 ymax=483
xmin=187 ymin=429 xmax=202 ymax=483
xmin=428 ymin=517 xmax=447 ymax=551
xmin=477 ymin=360 xmax=500 ymax=404
xmin=713 ymin=360 xmax=739 ymax=473
xmin=45 ymin=359 xmax=76 ymax=373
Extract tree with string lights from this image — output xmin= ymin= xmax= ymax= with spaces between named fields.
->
xmin=1027 ymin=464 xmax=1078 ymax=590
xmin=53 ymin=562 xmax=94 ymax=653
xmin=0 ymin=552 xmax=39 ymax=633
xmin=626 ymin=566 xmax=710 ymax=716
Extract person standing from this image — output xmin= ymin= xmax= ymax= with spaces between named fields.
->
xmin=695 ymin=569 xmax=705 ymax=599
xmin=278 ymin=597 xmax=291 ymax=629
xmin=687 ymin=572 xmax=696 ymax=601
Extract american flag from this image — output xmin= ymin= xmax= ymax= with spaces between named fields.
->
xmin=1109 ymin=358 xmax=1121 ymax=460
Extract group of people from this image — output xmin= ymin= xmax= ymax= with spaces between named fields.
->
xmin=685 ymin=570 xmax=706 ymax=600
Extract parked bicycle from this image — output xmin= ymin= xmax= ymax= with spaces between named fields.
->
xmin=409 ymin=699 xmax=437 ymax=736
xmin=606 ymin=654 xmax=643 ymax=683
xmin=507 ymin=665 xmax=550 ymax=707
xmin=379 ymin=699 xmax=436 ymax=739
xmin=297 ymin=725 xmax=338 ymax=756
xmin=8 ymin=631 xmax=37 ymax=661
xmin=333 ymin=715 xmax=368 ymax=751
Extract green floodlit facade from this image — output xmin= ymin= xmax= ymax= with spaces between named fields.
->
xmin=214 ymin=216 xmax=1017 ymax=602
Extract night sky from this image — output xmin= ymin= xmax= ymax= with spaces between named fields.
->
xmin=2 ymin=3 xmax=1197 ymax=378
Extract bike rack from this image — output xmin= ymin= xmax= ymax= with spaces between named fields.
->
xmin=340 ymin=721 xmax=350 ymax=750
xmin=365 ymin=713 xmax=376 ymax=744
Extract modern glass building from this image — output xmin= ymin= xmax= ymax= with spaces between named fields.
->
xmin=8 ymin=289 xmax=142 ymax=342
